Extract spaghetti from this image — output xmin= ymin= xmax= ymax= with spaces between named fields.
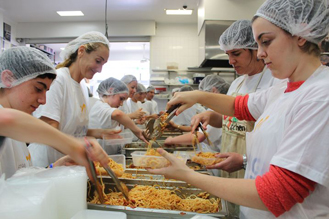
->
xmin=94 ymin=157 xmax=124 ymax=177
xmin=89 ymin=185 xmax=220 ymax=213
xmin=191 ymin=152 xmax=225 ymax=166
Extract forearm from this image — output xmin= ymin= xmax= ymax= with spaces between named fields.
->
xmin=113 ymin=111 xmax=140 ymax=133
xmin=86 ymin=129 xmax=103 ymax=139
xmin=0 ymin=109 xmax=81 ymax=155
xmin=166 ymin=132 xmax=204 ymax=145
xmin=194 ymin=91 xmax=235 ymax=117
xmin=207 ymin=111 xmax=223 ymax=128
xmin=185 ymin=171 xmax=268 ymax=211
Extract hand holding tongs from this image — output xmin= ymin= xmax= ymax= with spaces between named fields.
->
xmin=143 ymin=104 xmax=181 ymax=140
xmin=84 ymin=138 xmax=105 ymax=204
xmin=84 ymin=138 xmax=129 ymax=202
xmin=197 ymin=122 xmax=216 ymax=149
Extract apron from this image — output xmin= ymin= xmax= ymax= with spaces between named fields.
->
xmin=221 ymin=71 xmax=265 ymax=217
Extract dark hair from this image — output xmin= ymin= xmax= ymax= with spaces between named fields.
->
xmin=56 ymin=42 xmax=109 ymax=69
xmin=252 ymin=16 xmax=321 ymax=57
xmin=37 ymin=73 xmax=56 ymax=80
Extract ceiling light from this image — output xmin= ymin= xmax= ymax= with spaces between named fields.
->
xmin=165 ymin=9 xmax=193 ymax=15
xmin=60 ymin=48 xmax=65 ymax=50
xmin=57 ymin=11 xmax=84 ymax=16
xmin=166 ymin=5 xmax=192 ymax=15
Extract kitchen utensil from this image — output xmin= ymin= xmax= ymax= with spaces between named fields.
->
xmin=197 ymin=122 xmax=216 ymax=149
xmin=83 ymin=138 xmax=105 ymax=204
xmin=143 ymin=104 xmax=181 ymax=140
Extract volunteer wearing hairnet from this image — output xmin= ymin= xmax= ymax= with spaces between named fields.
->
xmin=119 ymin=75 xmax=145 ymax=120
xmin=145 ymin=85 xmax=160 ymax=114
xmin=149 ymin=0 xmax=329 ymax=218
xmin=89 ymin=77 xmax=147 ymax=154
xmin=0 ymin=47 xmax=109 ymax=180
xmin=171 ymin=85 xmax=206 ymax=128
xmin=29 ymin=31 xmax=120 ymax=167
xmin=165 ymin=76 xmax=230 ymax=157
xmin=127 ymin=83 xmax=149 ymax=124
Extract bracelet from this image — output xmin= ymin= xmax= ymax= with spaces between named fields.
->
xmin=242 ymin=154 xmax=247 ymax=170
xmin=49 ymin=163 xmax=53 ymax=168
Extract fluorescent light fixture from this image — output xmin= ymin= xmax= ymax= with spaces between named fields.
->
xmin=60 ymin=48 xmax=65 ymax=50
xmin=166 ymin=9 xmax=193 ymax=15
xmin=57 ymin=11 xmax=84 ymax=16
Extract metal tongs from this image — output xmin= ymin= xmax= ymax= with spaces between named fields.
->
xmin=143 ymin=104 xmax=181 ymax=140
xmin=197 ymin=122 xmax=216 ymax=149
xmin=84 ymin=138 xmax=129 ymax=202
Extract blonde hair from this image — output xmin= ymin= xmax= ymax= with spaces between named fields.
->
xmin=56 ymin=42 xmax=109 ymax=69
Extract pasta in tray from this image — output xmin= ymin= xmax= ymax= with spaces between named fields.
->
xmin=191 ymin=152 xmax=225 ymax=166
xmin=94 ymin=157 xmax=124 ymax=177
xmin=89 ymin=185 xmax=220 ymax=213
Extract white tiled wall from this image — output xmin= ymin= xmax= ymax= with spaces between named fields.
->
xmin=150 ymin=23 xmax=199 ymax=70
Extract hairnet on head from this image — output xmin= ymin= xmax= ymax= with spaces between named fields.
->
xmin=0 ymin=47 xmax=56 ymax=88
xmin=147 ymin=85 xmax=155 ymax=92
xmin=179 ymin=85 xmax=194 ymax=92
xmin=255 ymin=0 xmax=329 ymax=44
xmin=136 ymin=83 xmax=146 ymax=93
xmin=121 ymin=75 xmax=137 ymax=85
xmin=200 ymin=75 xmax=230 ymax=94
xmin=219 ymin=20 xmax=258 ymax=52
xmin=60 ymin=31 xmax=110 ymax=60
xmin=97 ymin=77 xmax=128 ymax=96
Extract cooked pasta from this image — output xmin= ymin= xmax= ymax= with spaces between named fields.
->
xmin=94 ymin=157 xmax=124 ymax=177
xmin=89 ymin=185 xmax=220 ymax=213
xmin=191 ymin=152 xmax=225 ymax=166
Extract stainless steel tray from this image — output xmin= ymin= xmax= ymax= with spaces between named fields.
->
xmin=87 ymin=177 xmax=228 ymax=218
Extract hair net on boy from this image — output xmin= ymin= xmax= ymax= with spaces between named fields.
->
xmin=219 ymin=20 xmax=258 ymax=52
xmin=97 ymin=77 xmax=128 ymax=96
xmin=0 ymin=47 xmax=56 ymax=88
xmin=121 ymin=75 xmax=137 ymax=85
xmin=180 ymin=85 xmax=194 ymax=92
xmin=200 ymin=75 xmax=230 ymax=94
xmin=255 ymin=0 xmax=329 ymax=44
xmin=60 ymin=31 xmax=110 ymax=60
xmin=147 ymin=85 xmax=155 ymax=92
xmin=136 ymin=83 xmax=146 ymax=93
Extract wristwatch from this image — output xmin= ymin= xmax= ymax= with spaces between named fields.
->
xmin=242 ymin=154 xmax=247 ymax=170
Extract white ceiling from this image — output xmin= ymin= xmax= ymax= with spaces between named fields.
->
xmin=0 ymin=0 xmax=199 ymax=24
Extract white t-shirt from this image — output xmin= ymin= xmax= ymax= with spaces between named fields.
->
xmin=0 ymin=106 xmax=32 ymax=179
xmin=146 ymin=99 xmax=159 ymax=114
xmin=29 ymin=67 xmax=89 ymax=166
xmin=227 ymin=67 xmax=281 ymax=95
xmin=141 ymin=101 xmax=155 ymax=115
xmin=172 ymin=103 xmax=206 ymax=126
xmin=119 ymin=100 xmax=131 ymax=115
xmin=126 ymin=98 xmax=143 ymax=114
xmin=240 ymin=66 xmax=329 ymax=218
xmin=89 ymin=100 xmax=119 ymax=130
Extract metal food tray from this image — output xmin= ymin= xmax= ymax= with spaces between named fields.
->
xmin=87 ymin=177 xmax=228 ymax=218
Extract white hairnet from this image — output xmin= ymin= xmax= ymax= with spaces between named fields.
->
xmin=179 ymin=85 xmax=194 ymax=92
xmin=147 ymin=85 xmax=155 ymax=92
xmin=136 ymin=83 xmax=146 ymax=93
xmin=172 ymin=88 xmax=180 ymax=94
xmin=255 ymin=0 xmax=329 ymax=44
xmin=0 ymin=47 xmax=56 ymax=88
xmin=199 ymin=75 xmax=230 ymax=94
xmin=121 ymin=75 xmax=137 ymax=85
xmin=60 ymin=31 xmax=110 ymax=60
xmin=219 ymin=20 xmax=258 ymax=52
xmin=97 ymin=77 xmax=129 ymax=96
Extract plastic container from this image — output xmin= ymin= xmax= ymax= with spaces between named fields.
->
xmin=108 ymin=154 xmax=126 ymax=170
xmin=71 ymin=209 xmax=126 ymax=219
xmin=102 ymin=130 xmax=133 ymax=148
xmin=191 ymin=152 xmax=224 ymax=166
xmin=131 ymin=151 xmax=187 ymax=169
